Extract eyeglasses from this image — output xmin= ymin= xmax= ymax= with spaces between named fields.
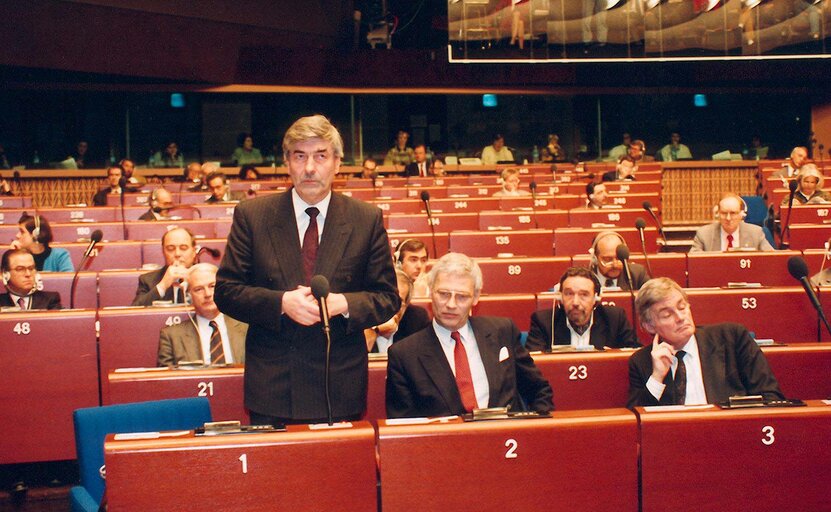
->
xmin=597 ymin=256 xmax=619 ymax=267
xmin=434 ymin=289 xmax=473 ymax=304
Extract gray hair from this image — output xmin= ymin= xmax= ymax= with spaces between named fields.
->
xmin=428 ymin=252 xmax=483 ymax=296
xmin=282 ymin=114 xmax=344 ymax=159
xmin=635 ymin=277 xmax=688 ymax=326
xmin=798 ymin=163 xmax=824 ymax=190
xmin=186 ymin=262 xmax=218 ymax=286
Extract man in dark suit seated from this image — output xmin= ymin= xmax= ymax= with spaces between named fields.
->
xmin=138 ymin=188 xmax=176 ymax=221
xmin=131 ymin=227 xmax=197 ymax=306
xmin=403 ymin=144 xmax=429 ymax=177
xmin=205 ymin=171 xmax=247 ymax=203
xmin=366 ymin=269 xmax=430 ymax=353
xmin=627 ymin=277 xmax=783 ymax=408
xmin=215 ymin=114 xmax=400 ymax=425
xmin=588 ymin=231 xmax=648 ymax=291
xmin=385 ymin=252 xmax=554 ymax=418
xmin=0 ymin=249 xmax=61 ymax=310
xmin=527 ymin=267 xmax=639 ymax=352
xmin=158 ymin=263 xmax=247 ymax=367
xmin=601 ymin=155 xmax=637 ymax=182
xmin=92 ymin=165 xmax=124 ymax=206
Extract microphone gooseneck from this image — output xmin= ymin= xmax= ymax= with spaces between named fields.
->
xmin=780 ymin=180 xmax=799 ymax=249
xmin=70 ymin=229 xmax=104 ymax=309
xmin=616 ymin=244 xmax=638 ymax=332
xmin=529 ymin=181 xmax=540 ymax=229
xmin=642 ymin=201 xmax=666 ymax=247
xmin=788 ymin=256 xmax=831 ymax=341
xmin=310 ymin=274 xmax=334 ymax=425
xmin=420 ymin=190 xmax=439 ymax=258
xmin=634 ymin=217 xmax=653 ymax=278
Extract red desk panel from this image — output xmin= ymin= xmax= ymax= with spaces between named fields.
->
xmin=474 ymin=294 xmax=537 ymax=332
xmin=371 ymin=199 xmax=422 ymax=215
xmin=476 ymin=257 xmax=572 ymax=294
xmin=97 ymin=270 xmax=145 ymax=307
xmin=430 ymin=196 xmax=500 ymax=213
xmin=780 ymin=204 xmax=831 ymax=224
xmin=51 ymin=222 xmax=126 ymax=242
xmin=449 ymin=229 xmax=554 ymax=257
xmin=366 ymin=359 xmax=387 ymax=423
xmin=762 ymin=343 xmax=831 ymax=400
xmin=388 ymin=232 xmax=449 ymax=257
xmin=446 ymin=184 xmax=501 ymax=197
xmin=141 ymin=238 xmax=226 ymax=267
xmin=194 ymin=203 xmax=240 ymax=219
xmin=0 ymin=196 xmax=32 ymax=208
xmin=565 ymin=180 xmax=661 ymax=196
xmin=125 ymin=219 xmax=218 ymax=241
xmin=478 ymin=209 xmax=569 ymax=230
xmin=687 ymin=250 xmax=802 ymax=287
xmin=532 ymin=351 xmax=633 ymax=410
xmin=554 ymin=227 xmax=659 ymax=256
xmin=498 ymin=195 xmax=560 ymax=211
xmin=387 ymin=212 xmax=479 ymax=233
xmin=567 ymin=208 xmax=654 ymax=229
xmin=105 ymin=422 xmax=377 ymax=512
xmin=33 ymin=206 xmax=118 ymax=223
xmin=54 ymin=241 xmax=143 ymax=272
xmin=107 ymin=367 xmax=248 ymax=423
xmin=571 ymin=253 xmax=688 ymax=287
xmin=338 ymin=187 xmax=377 ymax=200
xmin=788 ymin=223 xmax=831 ymax=250
xmin=105 ymin=192 xmax=153 ymax=207
xmin=0 ymin=311 xmax=99 ymax=463
xmin=378 ymin=410 xmax=638 ymax=512
xmin=638 ymin=401 xmax=831 ymax=512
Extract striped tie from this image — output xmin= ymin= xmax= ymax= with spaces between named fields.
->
xmin=209 ymin=320 xmax=226 ymax=365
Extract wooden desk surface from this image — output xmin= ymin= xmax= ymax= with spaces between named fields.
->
xmin=378 ymin=408 xmax=638 ymax=512
xmin=104 ymin=421 xmax=377 ymax=512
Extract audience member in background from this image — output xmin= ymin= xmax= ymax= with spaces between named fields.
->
xmin=543 ymin=133 xmax=563 ymax=162
xmin=120 ymin=158 xmax=146 ymax=187
xmin=366 ymin=269 xmax=431 ymax=354
xmin=184 ymin=162 xmax=207 ymax=191
xmin=585 ymin=182 xmax=611 ymax=209
xmin=92 ymin=165 xmax=124 ymax=206
xmin=527 ymin=267 xmax=639 ymax=351
xmin=205 ymin=171 xmax=246 ymax=203
xmin=493 ymin=167 xmax=530 ymax=197
xmin=10 ymin=214 xmax=73 ymax=272
xmin=747 ymin=135 xmax=766 ymax=160
xmin=359 ymin=158 xmax=378 ymax=179
xmin=784 ymin=164 xmax=831 ymax=205
xmin=384 ymin=130 xmax=414 ymax=167
xmin=150 ymin=141 xmax=184 ymax=168
xmin=239 ymin=164 xmax=260 ymax=181
xmin=627 ymin=277 xmax=783 ymax=407
xmin=132 ymin=227 xmax=197 ymax=306
xmin=0 ymin=178 xmax=11 ymax=196
xmin=628 ymin=139 xmax=647 ymax=161
xmin=157 ymin=263 xmax=247 ymax=367
xmin=397 ymin=238 xmax=430 ymax=297
xmin=404 ymin=144 xmax=430 ymax=177
xmin=658 ymin=132 xmax=693 ymax=161
xmin=174 ymin=162 xmax=201 ymax=185
xmin=588 ymin=231 xmax=648 ymax=291
xmin=481 ymin=134 xmax=514 ymax=165
xmin=430 ymin=157 xmax=446 ymax=177
xmin=231 ymin=132 xmax=264 ymax=165
xmin=771 ymin=146 xmax=808 ymax=181
xmin=70 ymin=140 xmax=95 ymax=169
xmin=385 ymin=252 xmax=554 ymax=418
xmin=138 ymin=188 xmax=176 ymax=221
xmin=0 ymin=249 xmax=62 ymax=310
xmin=692 ymin=193 xmax=774 ymax=252
xmin=602 ymin=155 xmax=637 ymax=182
xmin=608 ymin=133 xmax=632 ymax=161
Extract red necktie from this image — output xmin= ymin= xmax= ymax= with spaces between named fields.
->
xmin=451 ymin=331 xmax=478 ymax=412
xmin=17 ymin=297 xmax=25 ymax=310
xmin=420 ymin=163 xmax=426 ymax=177
xmin=209 ymin=320 xmax=226 ymax=365
xmin=726 ymin=234 xmax=734 ymax=250
xmin=302 ymin=207 xmax=319 ymax=285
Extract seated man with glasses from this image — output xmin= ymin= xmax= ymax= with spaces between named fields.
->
xmin=588 ymin=231 xmax=648 ymax=291
xmin=359 ymin=158 xmax=377 ymax=179
xmin=385 ymin=252 xmax=553 ymax=418
xmin=0 ymin=249 xmax=62 ymax=310
xmin=690 ymin=193 xmax=773 ymax=252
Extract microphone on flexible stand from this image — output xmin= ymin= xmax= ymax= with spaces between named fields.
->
xmin=70 ymin=229 xmax=103 ymax=309
xmin=616 ymin=244 xmax=638 ymax=331
xmin=196 ymin=246 xmax=221 ymax=262
xmin=788 ymin=256 xmax=831 ymax=341
xmin=370 ymin=171 xmax=378 ymax=191
xmin=118 ymin=176 xmax=129 ymax=240
xmin=167 ymin=204 xmax=203 ymax=219
xmin=634 ymin=217 xmax=653 ymax=278
xmin=642 ymin=201 xmax=666 ymax=249
xmin=420 ymin=190 xmax=439 ymax=258
xmin=529 ymin=181 xmax=540 ymax=229
xmin=780 ymin=179 xmax=799 ymax=249
xmin=310 ymin=275 xmax=334 ymax=425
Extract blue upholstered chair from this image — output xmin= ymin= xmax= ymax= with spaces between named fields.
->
xmin=70 ymin=398 xmax=212 ymax=512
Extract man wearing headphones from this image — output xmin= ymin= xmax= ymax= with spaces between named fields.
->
xmin=205 ymin=171 xmax=247 ymax=203
xmin=589 ymin=231 xmax=648 ymax=291
xmin=157 ymin=263 xmax=247 ymax=367
xmin=0 ymin=249 xmax=62 ymax=310
xmin=138 ymin=187 xmax=176 ymax=221
xmin=131 ymin=227 xmax=197 ymax=306
xmin=527 ymin=267 xmax=639 ymax=351
xmin=690 ymin=193 xmax=774 ymax=252
xmin=365 ymin=269 xmax=430 ymax=354
xmin=396 ymin=238 xmax=430 ymax=297
xmin=11 ymin=214 xmax=74 ymax=272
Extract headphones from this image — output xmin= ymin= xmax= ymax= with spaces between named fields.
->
xmin=149 ymin=189 xmax=162 ymax=213
xmin=713 ymin=194 xmax=748 ymax=220
xmin=550 ymin=269 xmax=602 ymax=350
xmin=586 ymin=182 xmax=596 ymax=199
xmin=1 ymin=271 xmax=9 ymax=286
xmin=2 ymin=266 xmax=41 ymax=296
xmin=31 ymin=215 xmax=41 ymax=244
xmin=394 ymin=238 xmax=416 ymax=266
xmin=589 ymin=231 xmax=627 ymax=268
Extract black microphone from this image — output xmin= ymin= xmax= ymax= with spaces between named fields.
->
xmin=787 ymin=256 xmax=831 ymax=340
xmin=634 ymin=217 xmax=653 ymax=278
xmin=780 ymin=179 xmax=799 ymax=249
xmin=642 ymin=201 xmax=667 ymax=248
xmin=118 ymin=176 xmax=129 ymax=240
xmin=310 ymin=275 xmax=334 ymax=424
xmin=370 ymin=171 xmax=378 ymax=190
xmin=616 ymin=244 xmax=638 ymax=331
xmin=70 ymin=229 xmax=103 ymax=309
xmin=528 ymin=181 xmax=540 ymax=229
xmin=196 ymin=246 xmax=221 ymax=260
xmin=420 ymin=190 xmax=439 ymax=258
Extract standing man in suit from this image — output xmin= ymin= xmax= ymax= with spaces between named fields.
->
xmin=215 ymin=114 xmax=400 ymax=425
xmin=527 ymin=267 xmax=639 ymax=352
xmin=589 ymin=231 xmax=648 ymax=291
xmin=690 ymin=193 xmax=774 ymax=252
xmin=404 ymin=144 xmax=429 ymax=177
xmin=0 ymin=249 xmax=61 ymax=310
xmin=385 ymin=252 xmax=553 ymax=418
xmin=627 ymin=277 xmax=783 ymax=408
xmin=131 ymin=227 xmax=197 ymax=306
xmin=158 ymin=263 xmax=247 ymax=367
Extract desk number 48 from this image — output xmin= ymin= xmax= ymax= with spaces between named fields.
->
xmin=13 ymin=322 xmax=30 ymax=335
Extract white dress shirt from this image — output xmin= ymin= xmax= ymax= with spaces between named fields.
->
xmin=566 ymin=313 xmax=595 ymax=348
xmin=646 ymin=334 xmax=708 ymax=405
xmin=433 ymin=320 xmax=490 ymax=409
xmin=195 ymin=313 xmax=235 ymax=364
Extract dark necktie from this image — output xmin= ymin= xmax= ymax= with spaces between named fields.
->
xmin=302 ymin=207 xmax=319 ymax=285
xmin=209 ymin=320 xmax=226 ymax=365
xmin=674 ymin=350 xmax=687 ymax=405
xmin=604 ymin=278 xmax=614 ymax=288
xmin=17 ymin=297 xmax=25 ymax=310
xmin=726 ymin=234 xmax=734 ymax=250
xmin=451 ymin=331 xmax=478 ymax=412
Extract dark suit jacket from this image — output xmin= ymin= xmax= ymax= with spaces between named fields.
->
xmin=403 ymin=162 xmax=427 ymax=177
xmin=594 ymin=261 xmax=648 ymax=291
xmin=206 ymin=190 xmax=247 ymax=204
xmin=385 ymin=316 xmax=554 ymax=418
xmin=601 ymin=171 xmax=635 ymax=182
xmin=0 ymin=290 xmax=62 ymax=310
xmin=138 ymin=209 xmax=157 ymax=221
xmin=215 ymin=190 xmax=400 ymax=421
xmin=157 ymin=315 xmax=248 ymax=367
xmin=370 ymin=305 xmax=431 ymax=353
xmin=131 ymin=267 xmax=185 ymax=306
xmin=627 ymin=323 xmax=783 ymax=408
xmin=92 ymin=187 xmax=117 ymax=206
xmin=525 ymin=304 xmax=639 ymax=352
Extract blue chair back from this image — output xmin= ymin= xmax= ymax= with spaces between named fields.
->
xmin=70 ymin=398 xmax=211 ymax=511
xmin=742 ymin=195 xmax=768 ymax=226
